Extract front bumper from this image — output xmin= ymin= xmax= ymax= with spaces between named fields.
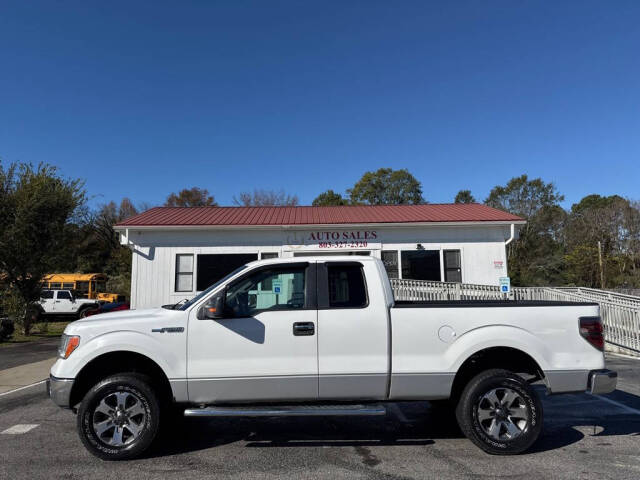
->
xmin=589 ymin=369 xmax=617 ymax=395
xmin=47 ymin=375 xmax=74 ymax=408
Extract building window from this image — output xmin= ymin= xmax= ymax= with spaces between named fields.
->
xmin=444 ymin=249 xmax=462 ymax=282
xmin=175 ymin=254 xmax=194 ymax=292
xmin=259 ymin=252 xmax=279 ymax=290
xmin=401 ymin=250 xmax=441 ymax=281
xmin=327 ymin=264 xmax=368 ymax=308
xmin=381 ymin=250 xmax=399 ymax=278
xmin=196 ymin=253 xmax=258 ymax=291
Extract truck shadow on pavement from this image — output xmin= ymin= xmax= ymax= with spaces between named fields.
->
xmin=146 ymin=392 xmax=640 ymax=458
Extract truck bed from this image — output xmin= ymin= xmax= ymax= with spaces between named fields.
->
xmin=388 ymin=298 xmax=604 ymax=399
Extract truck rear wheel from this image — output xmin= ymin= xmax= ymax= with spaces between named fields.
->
xmin=455 ymin=369 xmax=542 ymax=455
xmin=77 ymin=374 xmax=160 ymax=460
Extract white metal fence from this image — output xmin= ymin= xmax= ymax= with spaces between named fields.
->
xmin=555 ymin=287 xmax=640 ymax=309
xmin=389 ymin=278 xmax=640 ymax=356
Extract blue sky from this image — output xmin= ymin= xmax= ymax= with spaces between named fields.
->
xmin=1 ymin=0 xmax=639 ymax=209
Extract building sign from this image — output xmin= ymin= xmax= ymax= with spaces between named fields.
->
xmin=285 ymin=230 xmax=379 ymax=250
xmin=493 ymin=260 xmax=504 ymax=269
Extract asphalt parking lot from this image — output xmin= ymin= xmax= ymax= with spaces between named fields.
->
xmin=0 ymin=353 xmax=639 ymax=480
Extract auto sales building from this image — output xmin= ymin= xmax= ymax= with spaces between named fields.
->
xmin=114 ymin=204 xmax=525 ymax=309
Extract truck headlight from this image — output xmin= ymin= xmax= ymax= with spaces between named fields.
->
xmin=58 ymin=334 xmax=81 ymax=359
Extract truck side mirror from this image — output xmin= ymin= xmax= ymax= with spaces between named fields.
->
xmin=202 ymin=295 xmax=226 ymax=320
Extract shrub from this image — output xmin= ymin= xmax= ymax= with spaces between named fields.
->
xmin=1 ymin=288 xmax=41 ymax=336
xmin=0 ymin=318 xmax=14 ymax=342
xmin=35 ymin=321 xmax=49 ymax=334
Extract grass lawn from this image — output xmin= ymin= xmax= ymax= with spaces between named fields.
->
xmin=0 ymin=321 xmax=69 ymax=346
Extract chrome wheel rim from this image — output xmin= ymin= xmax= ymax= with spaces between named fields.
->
xmin=476 ymin=387 xmax=529 ymax=441
xmin=92 ymin=391 xmax=147 ymax=447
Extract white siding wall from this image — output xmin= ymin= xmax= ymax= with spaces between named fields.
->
xmin=125 ymin=224 xmax=513 ymax=309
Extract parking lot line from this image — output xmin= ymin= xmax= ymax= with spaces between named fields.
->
xmin=589 ymin=393 xmax=640 ymax=416
xmin=0 ymin=379 xmax=46 ymax=398
xmin=1 ymin=424 xmax=40 ymax=435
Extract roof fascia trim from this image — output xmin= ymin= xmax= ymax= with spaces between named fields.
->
xmin=114 ymin=220 xmax=526 ymax=232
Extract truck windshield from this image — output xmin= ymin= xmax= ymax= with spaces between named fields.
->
xmin=176 ymin=265 xmax=248 ymax=311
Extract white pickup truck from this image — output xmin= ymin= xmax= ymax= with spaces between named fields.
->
xmin=38 ymin=290 xmax=99 ymax=319
xmin=48 ymin=257 xmax=616 ymax=460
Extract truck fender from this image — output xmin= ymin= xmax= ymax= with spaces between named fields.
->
xmin=51 ymin=330 xmax=185 ymax=381
xmin=444 ymin=324 xmax=552 ymax=373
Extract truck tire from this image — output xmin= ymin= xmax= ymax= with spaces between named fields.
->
xmin=455 ymin=369 xmax=542 ymax=455
xmin=78 ymin=307 xmax=91 ymax=319
xmin=77 ymin=374 xmax=160 ymax=460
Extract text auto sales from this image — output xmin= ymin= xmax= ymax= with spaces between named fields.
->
xmin=309 ymin=230 xmax=377 ymax=249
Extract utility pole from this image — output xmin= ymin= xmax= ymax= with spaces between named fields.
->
xmin=597 ymin=241 xmax=605 ymax=289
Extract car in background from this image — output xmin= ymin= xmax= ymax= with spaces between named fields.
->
xmin=96 ymin=293 xmax=126 ymax=303
xmin=37 ymin=290 xmax=99 ymax=319
xmin=84 ymin=301 xmax=130 ymax=317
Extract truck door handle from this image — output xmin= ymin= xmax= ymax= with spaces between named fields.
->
xmin=293 ymin=322 xmax=315 ymax=336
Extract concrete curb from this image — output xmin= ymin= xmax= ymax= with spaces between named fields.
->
xmin=0 ymin=357 xmax=56 ymax=394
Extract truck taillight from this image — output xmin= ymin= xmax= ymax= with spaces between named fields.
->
xmin=579 ymin=316 xmax=604 ymax=351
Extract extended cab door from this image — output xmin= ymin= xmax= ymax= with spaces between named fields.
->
xmin=316 ymin=261 xmax=390 ymax=400
xmin=187 ymin=262 xmax=318 ymax=404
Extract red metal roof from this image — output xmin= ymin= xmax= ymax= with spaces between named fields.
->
xmin=115 ymin=204 xmax=524 ymax=228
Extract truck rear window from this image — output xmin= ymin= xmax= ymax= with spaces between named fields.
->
xmin=327 ymin=264 xmax=367 ymax=308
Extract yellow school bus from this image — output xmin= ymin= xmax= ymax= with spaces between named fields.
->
xmin=41 ymin=273 xmax=108 ymax=300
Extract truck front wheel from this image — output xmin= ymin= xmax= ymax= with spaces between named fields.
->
xmin=455 ymin=369 xmax=543 ymax=455
xmin=77 ymin=374 xmax=160 ymax=460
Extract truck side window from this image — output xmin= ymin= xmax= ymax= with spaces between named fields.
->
xmin=57 ymin=291 xmax=72 ymax=300
xmin=225 ymin=267 xmax=306 ymax=317
xmin=41 ymin=290 xmax=54 ymax=299
xmin=327 ymin=264 xmax=367 ymax=308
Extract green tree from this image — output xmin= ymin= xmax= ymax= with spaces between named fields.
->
xmin=0 ymin=161 xmax=86 ymax=334
xmin=312 ymin=190 xmax=348 ymax=206
xmin=78 ymin=199 xmax=143 ymax=296
xmin=347 ymin=168 xmax=423 ymax=205
xmin=565 ymin=195 xmax=640 ymax=287
xmin=485 ymin=175 xmax=564 ymax=219
xmin=233 ymin=189 xmax=299 ymax=206
xmin=485 ymin=175 xmax=565 ymax=286
xmin=165 ymin=187 xmax=216 ymax=207
xmin=454 ymin=190 xmax=476 ymax=204
xmin=564 ymin=245 xmax=600 ymax=287
xmin=516 ymin=204 xmax=568 ymax=286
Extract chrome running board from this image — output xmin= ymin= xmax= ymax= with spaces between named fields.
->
xmin=183 ymin=404 xmax=387 ymax=417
